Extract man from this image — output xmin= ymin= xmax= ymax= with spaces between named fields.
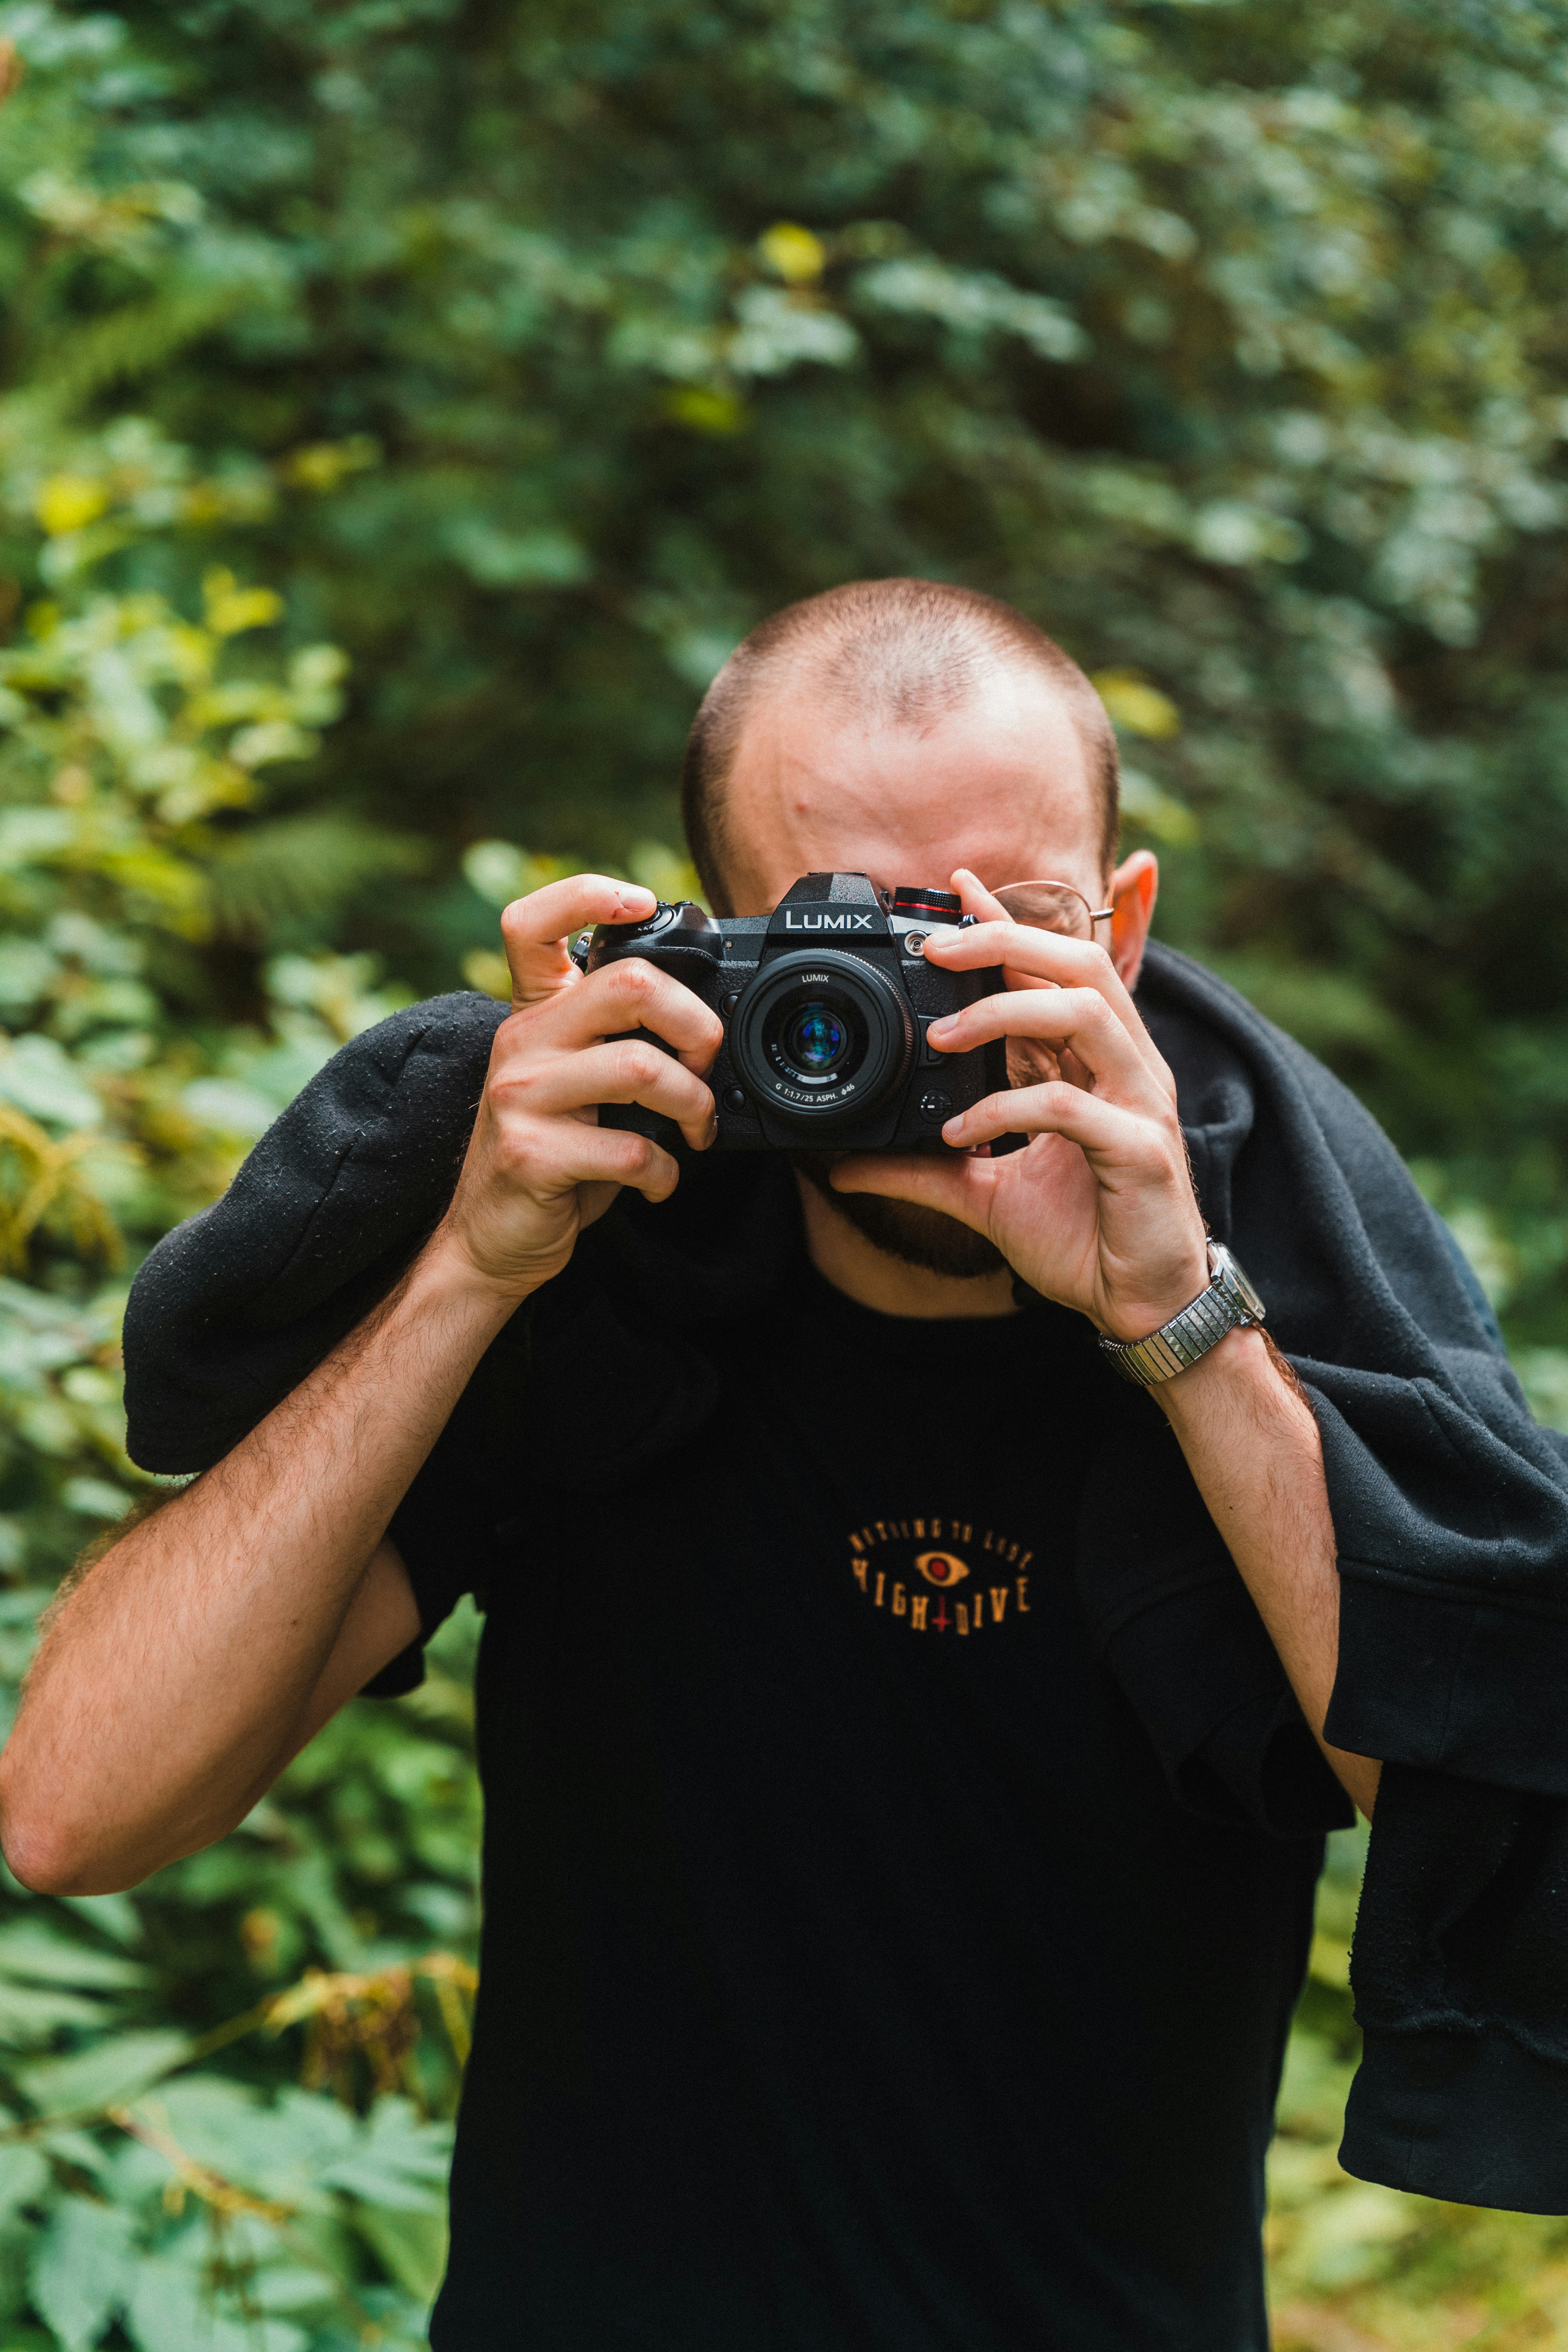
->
xmin=2 ymin=580 xmax=1557 ymax=2346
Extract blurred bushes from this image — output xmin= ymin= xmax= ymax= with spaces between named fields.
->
xmin=0 ymin=0 xmax=1567 ymax=2344
xmin=0 ymin=463 xmax=479 ymax=2343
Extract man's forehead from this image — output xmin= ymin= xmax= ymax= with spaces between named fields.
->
xmin=720 ymin=666 xmax=1101 ymax=907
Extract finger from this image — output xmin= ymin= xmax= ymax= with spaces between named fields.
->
xmin=499 ymin=874 xmax=658 ymax=1008
xmin=951 ymin=867 xmax=1010 ymax=923
xmin=927 ymin=913 xmax=1125 ymax=999
xmin=517 ymin=957 xmax=724 ymax=1068
xmin=830 ymin=1148 xmax=997 ymax=1229
xmin=515 ymin=1117 xmax=683 ymax=1204
xmin=940 ymin=1080 xmax=1147 ymax=1160
xmin=925 ymin=986 xmax=1159 ymax=1108
xmin=924 ymin=916 xmax=1171 ymax=1091
xmin=950 ymin=871 xmax=1060 ymax=1002
xmin=495 ymin=1037 xmax=717 ymax=1151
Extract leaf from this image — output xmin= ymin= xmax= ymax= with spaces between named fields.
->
xmin=854 ymin=256 xmax=1085 ymax=359
xmin=204 ymin=583 xmax=283 ymax=637
xmin=316 ymin=2096 xmax=451 ymax=2212
xmin=0 ymin=1981 xmax=117 ymax=2048
xmin=36 ymin=2127 xmax=109 ymax=2181
xmin=123 ymin=2257 xmax=306 ymax=2352
xmin=0 ymin=1038 xmax=101 ymax=1131
xmin=18 ymin=2030 xmax=193 ymax=2118
xmin=35 ymin=477 xmax=109 ymax=537
xmin=442 ymin=518 xmax=591 ymax=587
xmin=29 ymin=2196 xmax=134 ymax=2352
xmin=353 ymin=2200 xmax=448 ymax=2302
xmin=178 ymin=1080 xmax=278 ymax=1141
xmin=207 ymin=815 xmax=428 ymax=935
xmin=0 ymin=1922 xmax=148 ymax=1990
xmin=142 ymin=2078 xmax=356 ymax=2209
xmin=59 ymin=1478 xmax=131 ymax=1520
xmin=247 ymin=2262 xmax=337 ymax=2316
xmin=757 ymin=221 xmax=824 ymax=284
xmin=0 ymin=811 xmax=75 ymax=870
xmin=0 ymin=2141 xmax=50 ymax=2222
xmin=59 ymin=1893 xmax=143 ymax=1948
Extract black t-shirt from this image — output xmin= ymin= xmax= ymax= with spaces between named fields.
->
xmin=392 ymin=1257 xmax=1327 ymax=2352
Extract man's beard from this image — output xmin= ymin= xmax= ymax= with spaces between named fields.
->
xmin=790 ymin=1151 xmax=1007 ymax=1280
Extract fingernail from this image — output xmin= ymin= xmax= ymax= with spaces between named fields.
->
xmin=941 ymin=1117 xmax=964 ymax=1141
xmin=927 ymin=1015 xmax=955 ymax=1039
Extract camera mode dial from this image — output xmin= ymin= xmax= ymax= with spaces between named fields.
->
xmin=582 ymin=899 xmax=724 ymax=974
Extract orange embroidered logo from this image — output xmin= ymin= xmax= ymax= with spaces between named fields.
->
xmin=849 ymin=1518 xmax=1033 ymax=1636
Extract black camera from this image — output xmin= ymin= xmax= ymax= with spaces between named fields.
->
xmin=579 ymin=871 xmax=1014 ymax=1153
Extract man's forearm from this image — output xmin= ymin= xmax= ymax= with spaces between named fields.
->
xmin=1155 ymin=1325 xmax=1381 ymax=1819
xmin=0 ymin=1238 xmax=522 ymax=1894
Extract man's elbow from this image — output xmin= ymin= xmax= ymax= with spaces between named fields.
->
xmin=0 ymin=1764 xmax=137 ymax=1897
xmin=1 ymin=1821 xmax=107 ymax=1897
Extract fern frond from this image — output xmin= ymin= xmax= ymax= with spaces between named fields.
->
xmin=207 ymin=813 xmax=430 ymax=939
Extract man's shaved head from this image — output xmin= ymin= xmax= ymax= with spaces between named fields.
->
xmin=681 ymin=578 xmax=1119 ymax=915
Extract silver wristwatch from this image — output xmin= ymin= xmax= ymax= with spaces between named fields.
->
xmin=1097 ymin=1242 xmax=1266 ymax=1387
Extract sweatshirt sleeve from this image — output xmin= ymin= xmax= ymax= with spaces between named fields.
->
xmin=1337 ymin=1761 xmax=1568 ymax=2214
xmin=1115 ymin=951 xmax=1568 ymax=2209
xmin=1142 ymin=954 xmax=1568 ymax=1797
xmin=122 ymin=992 xmax=508 ymax=1473
xmin=1278 ymin=1054 xmax=1568 ymax=1796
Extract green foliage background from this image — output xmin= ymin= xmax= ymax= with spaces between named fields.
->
xmin=0 ymin=0 xmax=1567 ymax=2343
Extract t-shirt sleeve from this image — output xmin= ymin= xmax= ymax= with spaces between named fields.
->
xmin=359 ymin=1401 xmax=496 ymax=1698
xmin=1073 ymin=1383 xmax=1353 ymax=1840
xmin=1100 ymin=1563 xmax=1354 ymax=1838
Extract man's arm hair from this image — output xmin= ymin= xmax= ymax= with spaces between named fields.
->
xmin=1157 ymin=1324 xmax=1381 ymax=1819
xmin=31 ymin=1485 xmax=186 ymax=1656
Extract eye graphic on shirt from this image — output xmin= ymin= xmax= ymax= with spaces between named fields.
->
xmin=915 ymin=1551 xmax=969 ymax=1587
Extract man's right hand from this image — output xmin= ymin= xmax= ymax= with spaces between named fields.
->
xmin=435 ymin=874 xmax=723 ymax=1300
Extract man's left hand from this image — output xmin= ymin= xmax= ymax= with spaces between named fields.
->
xmin=830 ymin=869 xmax=1210 ymax=1340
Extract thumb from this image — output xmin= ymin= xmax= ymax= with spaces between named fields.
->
xmin=830 ymin=1149 xmax=992 ymax=1233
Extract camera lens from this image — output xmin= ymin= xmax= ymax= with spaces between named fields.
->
xmin=731 ymin=949 xmax=916 ymax=1131
xmin=780 ymin=1000 xmax=849 ymax=1078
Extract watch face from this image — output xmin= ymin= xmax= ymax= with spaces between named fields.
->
xmin=1213 ymin=1244 xmax=1265 ymax=1323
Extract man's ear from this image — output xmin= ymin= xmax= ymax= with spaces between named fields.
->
xmin=1107 ymin=849 xmax=1158 ymax=990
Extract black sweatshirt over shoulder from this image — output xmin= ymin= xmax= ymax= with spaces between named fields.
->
xmin=122 ymin=940 xmax=1568 ymax=2216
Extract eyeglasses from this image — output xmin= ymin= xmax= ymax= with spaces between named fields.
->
xmin=991 ymin=879 xmax=1116 ymax=940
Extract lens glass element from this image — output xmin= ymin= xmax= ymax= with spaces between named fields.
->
xmin=765 ymin=988 xmax=864 ymax=1088
xmin=781 ymin=999 xmax=849 ymax=1077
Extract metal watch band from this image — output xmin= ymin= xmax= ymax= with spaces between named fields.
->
xmin=1097 ymin=1242 xmax=1266 ymax=1388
